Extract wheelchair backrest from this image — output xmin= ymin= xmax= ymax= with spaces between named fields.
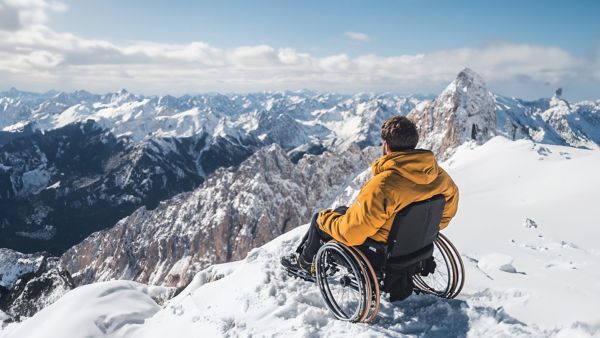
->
xmin=386 ymin=194 xmax=445 ymax=258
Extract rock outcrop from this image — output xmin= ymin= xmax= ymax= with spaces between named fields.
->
xmin=0 ymin=249 xmax=74 ymax=320
xmin=60 ymin=144 xmax=379 ymax=287
xmin=409 ymin=68 xmax=496 ymax=159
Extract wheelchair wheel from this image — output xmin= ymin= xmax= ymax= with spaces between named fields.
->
xmin=347 ymin=245 xmax=380 ymax=323
xmin=315 ymin=241 xmax=370 ymax=322
xmin=413 ymin=233 xmax=465 ymax=298
xmin=438 ymin=233 xmax=465 ymax=298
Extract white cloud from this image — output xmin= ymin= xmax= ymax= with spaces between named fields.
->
xmin=0 ymin=0 xmax=66 ymax=30
xmin=0 ymin=0 xmax=597 ymax=99
xmin=345 ymin=31 xmax=370 ymax=42
xmin=0 ymin=2 xmax=22 ymax=30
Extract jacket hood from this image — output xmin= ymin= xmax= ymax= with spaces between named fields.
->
xmin=372 ymin=150 xmax=440 ymax=185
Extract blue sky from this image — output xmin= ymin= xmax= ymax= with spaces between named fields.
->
xmin=51 ymin=0 xmax=600 ymax=57
xmin=1 ymin=0 xmax=599 ymax=99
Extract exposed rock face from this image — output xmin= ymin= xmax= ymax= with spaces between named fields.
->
xmin=0 ymin=249 xmax=74 ymax=320
xmin=409 ymin=68 xmax=496 ymax=159
xmin=412 ymin=69 xmax=600 ymax=154
xmin=0 ymin=120 xmax=259 ymax=255
xmin=60 ymin=144 xmax=380 ymax=287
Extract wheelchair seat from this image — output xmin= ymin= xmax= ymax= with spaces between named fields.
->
xmin=356 ymin=194 xmax=445 ymax=300
xmin=359 ymin=194 xmax=445 ymax=269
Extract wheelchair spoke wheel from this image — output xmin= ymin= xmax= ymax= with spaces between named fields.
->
xmin=438 ymin=233 xmax=465 ymax=298
xmin=414 ymin=237 xmax=452 ymax=295
xmin=413 ymin=233 xmax=465 ymax=299
xmin=347 ymin=246 xmax=380 ymax=323
xmin=315 ymin=242 xmax=368 ymax=322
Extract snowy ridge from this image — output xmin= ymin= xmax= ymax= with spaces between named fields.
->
xmin=0 ymin=89 xmax=419 ymax=149
xmin=495 ymin=94 xmax=600 ymax=149
xmin=3 ymin=79 xmax=599 ymax=156
xmin=3 ymin=136 xmax=600 ymax=337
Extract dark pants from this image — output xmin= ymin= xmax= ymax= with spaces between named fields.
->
xmin=297 ymin=206 xmax=348 ymax=263
xmin=296 ymin=213 xmax=332 ymax=263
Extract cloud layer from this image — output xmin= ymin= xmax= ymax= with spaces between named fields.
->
xmin=0 ymin=0 xmax=598 ymax=99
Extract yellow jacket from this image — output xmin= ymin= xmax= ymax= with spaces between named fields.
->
xmin=318 ymin=150 xmax=459 ymax=246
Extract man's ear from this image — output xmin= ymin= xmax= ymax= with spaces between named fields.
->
xmin=383 ymin=142 xmax=391 ymax=155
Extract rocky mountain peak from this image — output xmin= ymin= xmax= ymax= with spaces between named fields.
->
xmin=408 ymin=68 xmax=496 ymax=159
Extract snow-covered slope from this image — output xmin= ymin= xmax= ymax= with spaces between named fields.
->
xmin=1 ymin=281 xmax=173 ymax=337
xmin=3 ymin=136 xmax=599 ymax=337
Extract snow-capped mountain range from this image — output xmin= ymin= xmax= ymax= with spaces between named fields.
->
xmin=0 ymin=87 xmax=419 ymax=255
xmin=1 ymin=69 xmax=599 ymax=257
xmin=1 ymin=68 xmax=600 ymax=332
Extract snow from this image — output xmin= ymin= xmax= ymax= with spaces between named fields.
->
xmin=0 ymin=90 xmax=419 ymax=148
xmin=19 ymin=168 xmax=51 ymax=196
xmin=45 ymin=181 xmax=61 ymax=189
xmin=1 ymin=281 xmax=170 ymax=338
xmin=0 ymin=250 xmax=44 ymax=289
xmin=3 ymin=136 xmax=600 ymax=337
xmin=15 ymin=225 xmax=56 ymax=241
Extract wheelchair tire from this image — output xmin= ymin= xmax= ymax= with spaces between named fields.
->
xmin=347 ymin=245 xmax=380 ymax=323
xmin=413 ymin=233 xmax=465 ymax=299
xmin=315 ymin=241 xmax=370 ymax=322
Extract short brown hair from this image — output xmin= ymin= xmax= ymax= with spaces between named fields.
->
xmin=380 ymin=116 xmax=419 ymax=151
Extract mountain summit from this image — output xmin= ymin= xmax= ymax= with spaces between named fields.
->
xmin=409 ymin=68 xmax=496 ymax=159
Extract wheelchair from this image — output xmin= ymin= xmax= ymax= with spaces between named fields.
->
xmin=313 ymin=195 xmax=465 ymax=323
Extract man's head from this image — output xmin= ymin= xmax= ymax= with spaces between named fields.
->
xmin=380 ymin=116 xmax=419 ymax=154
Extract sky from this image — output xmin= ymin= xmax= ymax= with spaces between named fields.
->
xmin=0 ymin=0 xmax=599 ymax=100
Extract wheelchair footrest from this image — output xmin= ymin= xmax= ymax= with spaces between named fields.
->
xmin=283 ymin=265 xmax=316 ymax=283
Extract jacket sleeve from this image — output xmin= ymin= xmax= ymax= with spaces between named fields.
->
xmin=317 ymin=175 xmax=393 ymax=246
xmin=438 ymin=168 xmax=459 ymax=230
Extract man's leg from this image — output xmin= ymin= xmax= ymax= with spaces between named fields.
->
xmin=283 ymin=207 xmax=346 ymax=274
xmin=298 ymin=212 xmax=332 ymax=264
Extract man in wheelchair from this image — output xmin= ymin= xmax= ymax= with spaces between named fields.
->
xmin=281 ymin=115 xmax=459 ymax=302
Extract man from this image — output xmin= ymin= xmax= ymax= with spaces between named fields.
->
xmin=281 ymin=115 xmax=459 ymax=275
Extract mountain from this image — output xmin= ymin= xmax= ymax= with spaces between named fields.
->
xmin=0 ymin=249 xmax=74 ymax=322
xmin=1 ymin=90 xmax=418 ymax=255
xmin=408 ymin=68 xmax=600 ymax=159
xmin=494 ymin=94 xmax=600 ymax=148
xmin=0 ymin=120 xmax=261 ymax=254
xmin=0 ymin=89 xmax=420 ymax=147
xmin=1 ymin=69 xmax=600 ymax=324
xmin=60 ymin=144 xmax=380 ymax=287
xmin=408 ymin=68 xmax=496 ymax=159
xmin=3 ymin=137 xmax=599 ymax=337
xmin=0 ymin=67 xmax=598 ymax=266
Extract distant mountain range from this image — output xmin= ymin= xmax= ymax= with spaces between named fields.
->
xmin=1 ymin=68 xmax=599 ymax=323
xmin=1 ymin=69 xmax=599 ymax=258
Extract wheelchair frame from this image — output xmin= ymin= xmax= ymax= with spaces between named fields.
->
xmin=314 ymin=233 xmax=465 ymax=323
